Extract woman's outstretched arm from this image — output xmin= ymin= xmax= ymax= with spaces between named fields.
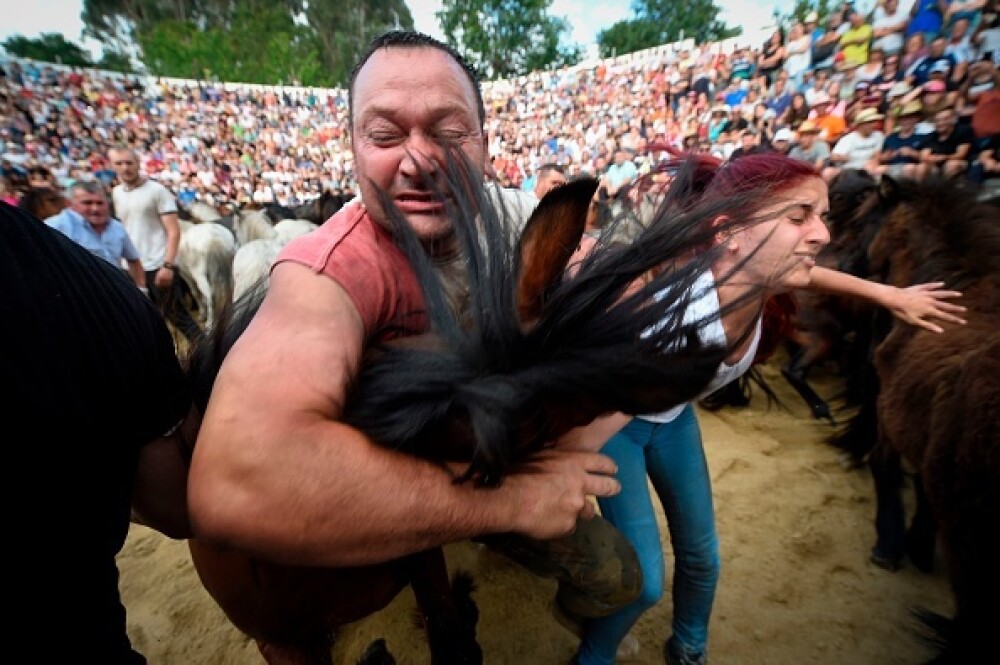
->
xmin=806 ymin=266 xmax=967 ymax=333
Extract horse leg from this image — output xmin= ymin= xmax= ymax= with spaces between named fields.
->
xmin=904 ymin=473 xmax=937 ymax=574
xmin=869 ymin=446 xmax=907 ymax=570
xmin=403 ymin=549 xmax=482 ymax=665
xmin=780 ymin=343 xmax=836 ymax=424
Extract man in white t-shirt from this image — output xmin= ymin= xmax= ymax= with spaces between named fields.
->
xmin=872 ymin=0 xmax=908 ymax=55
xmin=822 ymin=108 xmax=886 ymax=180
xmin=109 ymin=147 xmax=201 ymax=342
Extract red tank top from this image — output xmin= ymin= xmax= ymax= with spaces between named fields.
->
xmin=275 ymin=202 xmax=428 ymax=342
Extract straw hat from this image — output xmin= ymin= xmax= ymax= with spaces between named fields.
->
xmin=854 ymin=108 xmax=884 ymax=125
xmin=896 ymin=100 xmax=923 ymax=118
xmin=798 ymin=120 xmax=822 ymax=134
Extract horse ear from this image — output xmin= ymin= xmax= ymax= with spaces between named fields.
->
xmin=877 ymin=175 xmax=900 ymax=205
xmin=516 ymin=178 xmax=597 ymax=322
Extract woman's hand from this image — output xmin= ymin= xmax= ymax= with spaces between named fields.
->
xmin=883 ymin=282 xmax=967 ymax=333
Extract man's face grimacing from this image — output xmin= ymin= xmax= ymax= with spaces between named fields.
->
xmin=350 ymin=47 xmax=487 ymax=248
xmin=71 ymin=188 xmax=110 ymax=229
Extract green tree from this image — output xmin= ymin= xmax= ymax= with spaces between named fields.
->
xmin=305 ymin=0 xmax=414 ymax=86
xmin=96 ymin=49 xmax=135 ymax=73
xmin=2 ymin=33 xmax=93 ymax=66
xmin=138 ymin=5 xmax=332 ymax=86
xmin=781 ymin=0 xmax=834 ymax=25
xmin=437 ymin=0 xmax=581 ymax=80
xmin=597 ymin=0 xmax=741 ymax=58
xmin=82 ymin=0 xmax=411 ymax=86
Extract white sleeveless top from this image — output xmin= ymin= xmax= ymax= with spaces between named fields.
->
xmin=641 ymin=270 xmax=762 ymax=424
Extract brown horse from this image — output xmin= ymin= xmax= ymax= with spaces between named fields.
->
xmin=184 ymin=156 xmax=764 ymax=664
xmin=18 ymin=186 xmax=67 ymax=221
xmin=863 ymin=175 xmax=1000 ymax=662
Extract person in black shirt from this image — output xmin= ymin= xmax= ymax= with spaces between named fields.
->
xmin=1 ymin=202 xmax=195 ymax=663
xmin=920 ymin=107 xmax=975 ymax=176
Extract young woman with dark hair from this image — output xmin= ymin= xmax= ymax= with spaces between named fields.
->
xmin=780 ymin=92 xmax=811 ymax=130
xmin=565 ymin=152 xmax=966 ymax=665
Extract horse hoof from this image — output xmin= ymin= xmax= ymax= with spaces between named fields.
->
xmin=870 ymin=550 xmax=903 ymax=571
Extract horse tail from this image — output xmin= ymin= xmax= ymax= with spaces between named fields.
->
xmin=205 ymin=236 xmax=235 ymax=333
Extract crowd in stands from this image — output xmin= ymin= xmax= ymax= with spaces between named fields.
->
xmin=2 ymin=0 xmax=1000 ymax=212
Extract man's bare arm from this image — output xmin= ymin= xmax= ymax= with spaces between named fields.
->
xmin=188 ymin=262 xmax=620 ymax=567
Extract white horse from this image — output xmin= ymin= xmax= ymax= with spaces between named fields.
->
xmin=232 ymin=218 xmax=318 ymax=300
xmin=177 ymin=220 xmax=237 ymax=332
xmin=187 ymin=201 xmax=223 ymax=224
xmin=231 ymin=209 xmax=278 ymax=246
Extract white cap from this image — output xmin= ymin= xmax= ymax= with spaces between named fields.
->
xmin=773 ymin=128 xmax=795 ymax=142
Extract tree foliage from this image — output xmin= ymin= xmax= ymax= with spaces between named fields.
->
xmin=81 ymin=0 xmax=413 ymax=86
xmin=96 ymin=49 xmax=135 ymax=73
xmin=2 ymin=33 xmax=94 ymax=67
xmin=597 ymin=0 xmax=741 ymax=58
xmin=305 ymin=0 xmax=414 ymax=86
xmin=437 ymin=0 xmax=581 ymax=80
xmin=780 ymin=0 xmax=835 ymax=25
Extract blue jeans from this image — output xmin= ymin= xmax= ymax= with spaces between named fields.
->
xmin=575 ymin=405 xmax=720 ymax=664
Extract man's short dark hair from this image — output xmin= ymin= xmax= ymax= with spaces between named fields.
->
xmin=536 ymin=163 xmax=565 ymax=178
xmin=70 ymin=180 xmax=107 ymax=198
xmin=348 ymin=30 xmax=485 ymax=128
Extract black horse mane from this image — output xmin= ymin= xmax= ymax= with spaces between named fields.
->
xmin=189 ymin=153 xmax=772 ymax=487
xmin=343 ymin=153 xmax=771 ymax=485
xmin=292 ymin=189 xmax=351 ymax=225
xmin=873 ymin=176 xmax=1000 ymax=293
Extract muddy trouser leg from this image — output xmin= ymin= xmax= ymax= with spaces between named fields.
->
xmin=477 ymin=515 xmax=642 ymax=619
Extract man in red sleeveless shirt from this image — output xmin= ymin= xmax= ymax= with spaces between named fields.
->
xmin=189 ymin=31 xmax=638 ymax=624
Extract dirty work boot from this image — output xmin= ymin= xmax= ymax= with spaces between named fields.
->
xmin=664 ymin=637 xmax=706 ymax=665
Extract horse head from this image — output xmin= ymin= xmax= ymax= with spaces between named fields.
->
xmin=340 ymin=152 xmax=749 ymax=487
xmin=191 ymin=152 xmax=754 ymax=488
xmin=867 ymin=176 xmax=1000 ymax=294
xmin=18 ymin=187 xmax=67 ymax=221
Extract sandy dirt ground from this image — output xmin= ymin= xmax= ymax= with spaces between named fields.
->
xmin=119 ymin=358 xmax=952 ymax=664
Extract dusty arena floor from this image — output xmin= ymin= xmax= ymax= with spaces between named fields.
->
xmin=119 ymin=357 xmax=952 ymax=664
